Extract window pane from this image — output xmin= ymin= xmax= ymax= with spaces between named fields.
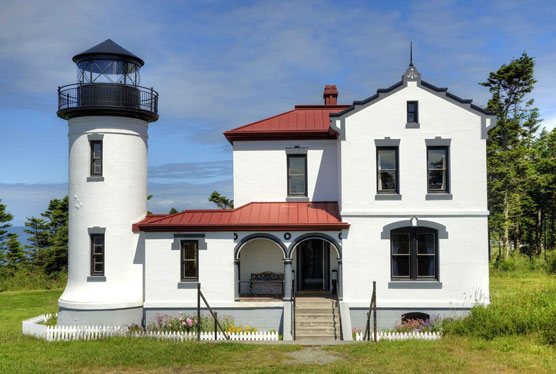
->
xmin=392 ymin=233 xmax=410 ymax=254
xmin=182 ymin=243 xmax=197 ymax=260
xmin=92 ymin=142 xmax=102 ymax=158
xmin=93 ymin=246 xmax=103 ymax=255
xmin=378 ymin=150 xmax=396 ymax=170
xmin=288 ymin=157 xmax=305 ymax=175
xmin=417 ymin=234 xmax=435 ymax=254
xmin=428 ymin=149 xmax=446 ymax=169
xmin=393 ymin=256 xmax=410 ymax=277
xmin=289 ymin=176 xmax=306 ymax=194
xmin=418 ymin=257 xmax=435 ymax=277
xmin=94 ymin=263 xmax=104 ymax=272
xmin=379 ymin=170 xmax=396 ymax=191
xmin=183 ymin=261 xmax=197 ymax=277
xmin=428 ymin=170 xmax=446 ymax=190
xmin=408 ymin=112 xmax=416 ymax=122
xmin=93 ymin=235 xmax=103 ymax=245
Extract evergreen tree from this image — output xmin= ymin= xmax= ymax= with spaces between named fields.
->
xmin=23 ymin=217 xmax=50 ymax=267
xmin=40 ymin=197 xmax=69 ymax=274
xmin=5 ymin=233 xmax=25 ymax=270
xmin=168 ymin=208 xmax=179 ymax=214
xmin=208 ymin=191 xmax=234 ymax=209
xmin=0 ymin=199 xmax=14 ymax=266
xmin=481 ymin=52 xmax=539 ymax=258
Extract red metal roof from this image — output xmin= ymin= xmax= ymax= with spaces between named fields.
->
xmin=133 ymin=201 xmax=349 ymax=232
xmin=224 ymin=105 xmax=350 ymax=143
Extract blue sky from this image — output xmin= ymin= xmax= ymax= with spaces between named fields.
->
xmin=1 ymin=0 xmax=555 ymax=225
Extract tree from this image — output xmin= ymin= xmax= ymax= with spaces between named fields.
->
xmin=40 ymin=197 xmax=69 ymax=274
xmin=0 ymin=199 xmax=14 ymax=266
xmin=168 ymin=208 xmax=179 ymax=214
xmin=23 ymin=217 xmax=50 ymax=267
xmin=481 ymin=52 xmax=539 ymax=258
xmin=208 ymin=191 xmax=234 ymax=209
xmin=5 ymin=233 xmax=25 ymax=270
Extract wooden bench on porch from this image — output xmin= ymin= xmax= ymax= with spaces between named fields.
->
xmin=248 ymin=271 xmax=284 ymax=297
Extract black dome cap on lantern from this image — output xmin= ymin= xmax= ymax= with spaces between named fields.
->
xmin=72 ymin=39 xmax=145 ymax=67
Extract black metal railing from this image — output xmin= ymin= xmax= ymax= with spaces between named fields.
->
xmin=238 ymin=280 xmax=284 ymax=298
xmin=292 ymin=277 xmax=296 ymax=340
xmin=57 ymin=83 xmax=158 ymax=114
xmin=334 ymin=284 xmax=343 ymax=340
xmin=196 ymin=283 xmax=229 ymax=341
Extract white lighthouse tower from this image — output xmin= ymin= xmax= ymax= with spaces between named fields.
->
xmin=56 ymin=40 xmax=158 ymax=325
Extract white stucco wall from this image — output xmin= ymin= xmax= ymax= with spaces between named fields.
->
xmin=239 ymin=240 xmax=284 ymax=281
xmin=341 ymin=216 xmax=490 ymax=308
xmin=336 ymin=81 xmax=489 ymax=214
xmin=59 ymin=116 xmax=148 ymax=310
xmin=233 ymin=140 xmax=338 ymax=207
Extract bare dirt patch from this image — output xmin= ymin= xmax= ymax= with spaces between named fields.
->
xmin=286 ymin=347 xmax=343 ymax=365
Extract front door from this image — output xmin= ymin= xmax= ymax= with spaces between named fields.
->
xmin=297 ymin=239 xmax=329 ymax=291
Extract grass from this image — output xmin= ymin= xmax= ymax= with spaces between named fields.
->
xmin=1 ymin=271 xmax=556 ymax=373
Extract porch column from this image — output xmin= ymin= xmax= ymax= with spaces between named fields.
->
xmin=283 ymin=259 xmax=293 ymax=301
xmin=234 ymin=258 xmax=240 ymax=301
xmin=337 ymin=259 xmax=343 ymax=301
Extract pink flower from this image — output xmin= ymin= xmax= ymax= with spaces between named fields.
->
xmin=187 ymin=318 xmax=193 ymax=327
xmin=168 ymin=323 xmax=172 ymax=327
xmin=195 ymin=319 xmax=198 ymax=323
xmin=179 ymin=317 xmax=183 ymax=321
xmin=182 ymin=321 xmax=186 ymax=326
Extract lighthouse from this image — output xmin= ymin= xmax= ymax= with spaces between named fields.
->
xmin=56 ymin=40 xmax=158 ymax=325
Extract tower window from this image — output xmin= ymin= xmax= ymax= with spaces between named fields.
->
xmin=90 ymin=234 xmax=105 ymax=276
xmin=90 ymin=140 xmax=103 ymax=176
xmin=287 ymin=154 xmax=307 ymax=196
xmin=181 ymin=240 xmax=199 ymax=281
xmin=407 ymin=101 xmax=418 ymax=123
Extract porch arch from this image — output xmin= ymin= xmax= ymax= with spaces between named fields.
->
xmin=234 ymin=233 xmax=287 ymax=259
xmin=287 ymin=233 xmax=342 ymax=259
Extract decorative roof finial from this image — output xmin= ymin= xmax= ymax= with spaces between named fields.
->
xmin=409 ymin=41 xmax=413 ymax=66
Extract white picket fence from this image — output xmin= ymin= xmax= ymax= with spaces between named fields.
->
xmin=355 ymin=331 xmax=442 ymax=341
xmin=22 ymin=314 xmax=278 ymax=342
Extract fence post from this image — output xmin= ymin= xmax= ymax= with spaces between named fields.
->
xmin=197 ymin=282 xmax=201 ymax=341
xmin=214 ymin=312 xmax=218 ymax=340
xmin=372 ymin=281 xmax=377 ymax=342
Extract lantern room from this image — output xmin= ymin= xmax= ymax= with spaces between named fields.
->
xmin=57 ymin=39 xmax=158 ymax=122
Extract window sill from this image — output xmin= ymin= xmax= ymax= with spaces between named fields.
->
xmin=177 ymin=281 xmax=199 ymax=289
xmin=87 ymin=276 xmax=106 ymax=282
xmin=426 ymin=193 xmax=453 ymax=200
xmin=406 ymin=122 xmax=420 ymax=129
xmin=388 ymin=281 xmax=442 ymax=289
xmin=87 ymin=176 xmax=104 ymax=182
xmin=286 ymin=196 xmax=309 ymax=202
xmin=375 ymin=193 xmax=402 ymax=200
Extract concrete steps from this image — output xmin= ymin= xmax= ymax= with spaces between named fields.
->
xmin=294 ymin=297 xmax=340 ymax=341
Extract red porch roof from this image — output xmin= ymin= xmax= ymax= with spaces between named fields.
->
xmin=224 ymin=105 xmax=350 ymax=143
xmin=133 ymin=201 xmax=349 ymax=232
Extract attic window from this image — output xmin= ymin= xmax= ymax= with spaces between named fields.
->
xmin=407 ymin=101 xmax=418 ymax=123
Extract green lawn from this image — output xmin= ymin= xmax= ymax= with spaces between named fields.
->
xmin=1 ymin=273 xmax=556 ymax=373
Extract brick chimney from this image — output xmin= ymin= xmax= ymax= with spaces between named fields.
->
xmin=323 ymin=85 xmax=338 ymax=105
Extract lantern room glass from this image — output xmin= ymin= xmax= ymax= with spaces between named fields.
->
xmin=77 ymin=60 xmax=140 ymax=86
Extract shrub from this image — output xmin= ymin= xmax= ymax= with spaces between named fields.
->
xmin=149 ymin=313 xmax=258 ymax=334
xmin=443 ymin=289 xmax=556 ymax=342
xmin=0 ymin=267 xmax=67 ymax=292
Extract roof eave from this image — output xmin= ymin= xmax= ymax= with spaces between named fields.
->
xmin=133 ymin=223 xmax=350 ymax=233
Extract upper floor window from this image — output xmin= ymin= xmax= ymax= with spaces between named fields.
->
xmin=287 ymin=154 xmax=307 ymax=196
xmin=407 ymin=101 xmax=418 ymax=123
xmin=377 ymin=147 xmax=398 ymax=194
xmin=391 ymin=227 xmax=437 ymax=280
xmin=427 ymin=146 xmax=449 ymax=193
xmin=181 ymin=240 xmax=199 ymax=281
xmin=90 ymin=234 xmax=105 ymax=276
xmin=90 ymin=140 xmax=103 ymax=177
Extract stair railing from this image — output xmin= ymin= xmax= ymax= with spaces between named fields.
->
xmin=197 ymin=283 xmax=230 ymax=341
xmin=292 ymin=277 xmax=296 ymax=340
xmin=334 ymin=284 xmax=343 ymax=340
xmin=363 ymin=281 xmax=377 ymax=342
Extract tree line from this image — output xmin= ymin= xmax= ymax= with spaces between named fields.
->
xmin=0 ymin=53 xmax=555 ymax=280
